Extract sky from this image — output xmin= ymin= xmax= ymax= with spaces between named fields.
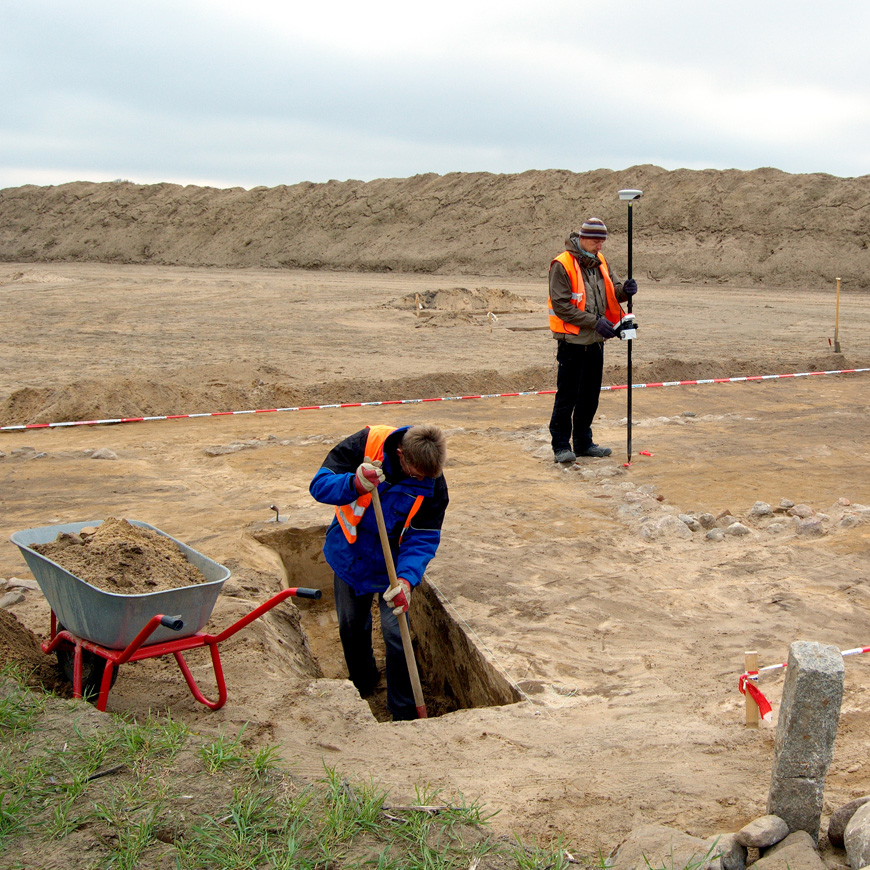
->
xmin=2 ymin=0 xmax=869 ymax=190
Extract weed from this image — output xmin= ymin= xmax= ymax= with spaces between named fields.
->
xmin=199 ymin=723 xmax=248 ymax=773
xmin=510 ymin=833 xmax=574 ymax=869
xmin=250 ymin=743 xmax=282 ymax=782
xmin=0 ymin=669 xmax=47 ymax=734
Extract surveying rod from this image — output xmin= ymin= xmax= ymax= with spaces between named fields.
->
xmin=618 ymin=188 xmax=643 ymax=464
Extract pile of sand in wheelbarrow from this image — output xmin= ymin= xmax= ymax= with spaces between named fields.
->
xmin=31 ymin=518 xmax=208 ymax=594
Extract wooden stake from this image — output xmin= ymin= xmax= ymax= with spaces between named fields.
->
xmin=834 ymin=277 xmax=842 ymax=353
xmin=745 ymin=650 xmax=759 ymax=728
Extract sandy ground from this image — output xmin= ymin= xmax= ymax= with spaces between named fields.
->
xmin=1 ymin=262 xmax=870 ymax=855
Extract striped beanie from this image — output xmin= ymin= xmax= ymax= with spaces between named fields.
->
xmin=578 ymin=218 xmax=608 ymax=240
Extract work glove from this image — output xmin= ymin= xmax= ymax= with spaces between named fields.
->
xmin=383 ymin=578 xmax=411 ymax=616
xmin=623 ymin=278 xmax=638 ymax=296
xmin=595 ymin=317 xmax=618 ymax=340
xmin=354 ymin=459 xmax=384 ymax=495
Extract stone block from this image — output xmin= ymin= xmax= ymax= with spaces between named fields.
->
xmin=767 ymin=642 xmax=845 ymax=842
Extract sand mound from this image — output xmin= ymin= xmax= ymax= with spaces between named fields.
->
xmin=2 ymin=167 xmax=869 ymax=287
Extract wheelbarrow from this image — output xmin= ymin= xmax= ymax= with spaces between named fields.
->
xmin=10 ymin=520 xmax=321 ymax=712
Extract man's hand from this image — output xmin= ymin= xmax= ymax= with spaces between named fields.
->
xmin=383 ymin=578 xmax=411 ymax=616
xmin=354 ymin=459 xmax=384 ymax=495
xmin=595 ymin=317 xmax=617 ymax=339
xmin=623 ymin=278 xmax=638 ymax=296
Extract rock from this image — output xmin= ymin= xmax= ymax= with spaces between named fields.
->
xmin=679 ymin=514 xmax=702 ymax=531
xmin=793 ymin=517 xmax=824 ymax=536
xmin=778 ymin=498 xmax=796 ymax=510
xmin=753 ymin=831 xmax=826 ymax=870
xmin=845 ymin=802 xmax=870 ymax=870
xmin=750 ymin=501 xmax=773 ymax=517
xmin=5 ymin=577 xmax=39 ymax=591
xmin=698 ymin=512 xmax=717 ymax=529
xmin=788 ymin=504 xmax=814 ymax=518
xmin=767 ymin=642 xmax=845 ymax=842
xmin=706 ymin=528 xmax=725 ymax=541
xmin=706 ymin=832 xmax=747 ymax=870
xmin=736 ymin=814 xmax=789 ymax=848
xmin=639 ymin=515 xmax=693 ymax=541
xmin=767 ymin=522 xmax=789 ymax=534
xmin=90 ymin=447 xmax=118 ymax=460
xmin=609 ymin=824 xmax=721 ymax=870
xmin=724 ymin=522 xmax=751 ymax=536
xmin=829 ymin=796 xmax=870 ymax=847
xmin=0 ymin=590 xmax=26 ymax=608
xmin=840 ymin=509 xmax=870 ymax=529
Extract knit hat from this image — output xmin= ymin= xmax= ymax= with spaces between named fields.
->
xmin=578 ymin=218 xmax=608 ymax=240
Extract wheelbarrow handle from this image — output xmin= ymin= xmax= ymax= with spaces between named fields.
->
xmin=287 ymin=587 xmax=322 ymax=599
xmin=160 ymin=614 xmax=185 ymax=632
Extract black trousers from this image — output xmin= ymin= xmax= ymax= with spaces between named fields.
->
xmin=333 ymin=574 xmax=417 ymax=720
xmin=548 ymin=340 xmax=604 ymax=453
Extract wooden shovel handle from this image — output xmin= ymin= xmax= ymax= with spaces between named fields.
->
xmin=369 ymin=486 xmax=428 ymax=718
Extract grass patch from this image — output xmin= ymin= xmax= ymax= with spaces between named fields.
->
xmin=0 ymin=670 xmax=604 ymax=869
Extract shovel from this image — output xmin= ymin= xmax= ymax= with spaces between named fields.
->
xmin=369 ymin=486 xmax=428 ymax=719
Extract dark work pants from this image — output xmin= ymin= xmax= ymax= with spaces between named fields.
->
xmin=333 ymin=573 xmax=416 ymax=721
xmin=548 ymin=340 xmax=604 ymax=453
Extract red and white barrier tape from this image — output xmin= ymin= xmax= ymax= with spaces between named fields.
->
xmin=2 ymin=367 xmax=867 ymax=432
xmin=739 ymin=645 xmax=870 ymax=721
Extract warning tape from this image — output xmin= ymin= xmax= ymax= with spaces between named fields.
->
xmin=1 ymin=367 xmax=868 ymax=432
xmin=739 ymin=645 xmax=870 ymax=721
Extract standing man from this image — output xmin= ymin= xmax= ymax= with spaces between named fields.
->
xmin=309 ymin=423 xmax=448 ymax=721
xmin=547 ymin=217 xmax=638 ymax=462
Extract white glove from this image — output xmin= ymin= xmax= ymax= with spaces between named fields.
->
xmin=383 ymin=578 xmax=411 ymax=615
xmin=354 ymin=459 xmax=384 ymax=494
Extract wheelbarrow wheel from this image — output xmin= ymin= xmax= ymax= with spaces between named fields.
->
xmin=55 ymin=625 xmax=118 ymax=701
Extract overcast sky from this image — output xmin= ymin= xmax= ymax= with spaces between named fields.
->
xmin=2 ymin=0 xmax=868 ymax=190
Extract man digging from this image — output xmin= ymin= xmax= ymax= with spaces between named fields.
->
xmin=309 ymin=424 xmax=448 ymax=721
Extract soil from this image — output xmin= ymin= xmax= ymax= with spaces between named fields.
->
xmin=30 ymin=517 xmax=209 ymax=594
xmin=1 ymin=186 xmax=870 ymax=858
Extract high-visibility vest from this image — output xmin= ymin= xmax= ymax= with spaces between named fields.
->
xmin=548 ymin=250 xmax=623 ymax=335
xmin=335 ymin=425 xmax=424 ymax=544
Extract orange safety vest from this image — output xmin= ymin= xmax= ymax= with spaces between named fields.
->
xmin=335 ymin=425 xmax=425 ymax=544
xmin=548 ymin=250 xmax=623 ymax=335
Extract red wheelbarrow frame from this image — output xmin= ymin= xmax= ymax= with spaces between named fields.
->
xmin=41 ymin=587 xmax=321 ymax=712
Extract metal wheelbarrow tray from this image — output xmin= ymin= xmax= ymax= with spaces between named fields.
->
xmin=11 ymin=519 xmax=320 ymax=712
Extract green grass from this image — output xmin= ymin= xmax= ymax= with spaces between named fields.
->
xmin=0 ymin=667 xmax=606 ymax=869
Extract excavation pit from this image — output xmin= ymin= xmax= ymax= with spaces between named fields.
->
xmin=249 ymin=521 xmax=521 ymax=721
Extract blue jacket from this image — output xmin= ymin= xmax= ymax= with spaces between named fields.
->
xmin=309 ymin=426 xmax=449 ymax=595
